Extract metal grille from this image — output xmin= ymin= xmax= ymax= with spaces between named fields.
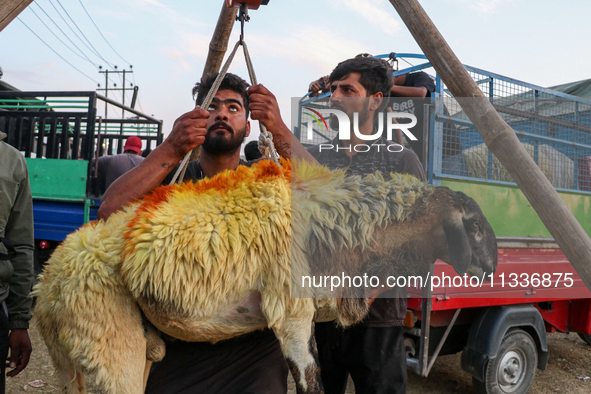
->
xmin=440 ymin=67 xmax=591 ymax=191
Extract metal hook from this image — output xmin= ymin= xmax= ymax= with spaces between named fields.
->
xmin=237 ymin=3 xmax=250 ymax=45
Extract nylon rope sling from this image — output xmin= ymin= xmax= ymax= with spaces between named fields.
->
xmin=169 ymin=7 xmax=279 ymax=185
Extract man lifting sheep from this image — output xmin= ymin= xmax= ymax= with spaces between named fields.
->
xmin=98 ymin=73 xmax=312 ymax=393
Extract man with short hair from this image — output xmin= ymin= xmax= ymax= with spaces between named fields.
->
xmin=306 ymin=57 xmax=426 ymax=394
xmin=95 ymin=136 xmax=145 ymax=193
xmin=98 ymin=72 xmax=310 ymax=394
xmin=244 ymin=140 xmax=263 ymax=161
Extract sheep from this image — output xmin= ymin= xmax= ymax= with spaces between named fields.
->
xmin=34 ymin=158 xmax=497 ymax=394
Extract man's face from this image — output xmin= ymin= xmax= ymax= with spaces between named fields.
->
xmin=202 ymin=89 xmax=250 ymax=154
xmin=328 ymin=72 xmax=371 ymax=129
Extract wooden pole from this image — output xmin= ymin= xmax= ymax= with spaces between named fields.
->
xmin=189 ymin=2 xmax=237 ymax=163
xmin=388 ymin=0 xmax=591 ymax=290
xmin=202 ymin=2 xmax=237 ymax=79
xmin=0 ymin=0 xmax=34 ymax=33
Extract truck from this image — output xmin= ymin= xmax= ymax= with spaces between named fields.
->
xmin=296 ymin=53 xmax=591 ymax=394
xmin=0 ymin=89 xmax=163 ymax=275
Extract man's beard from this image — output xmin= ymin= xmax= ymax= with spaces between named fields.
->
xmin=202 ymin=121 xmax=247 ymax=154
xmin=329 ymin=101 xmax=370 ymax=131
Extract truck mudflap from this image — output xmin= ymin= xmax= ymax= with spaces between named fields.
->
xmin=461 ymin=304 xmax=549 ymax=382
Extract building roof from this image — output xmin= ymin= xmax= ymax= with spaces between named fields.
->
xmin=548 ymin=78 xmax=591 ymax=100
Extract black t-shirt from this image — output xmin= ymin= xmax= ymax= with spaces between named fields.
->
xmin=390 ymin=72 xmax=436 ymax=165
xmin=308 ymin=137 xmax=426 ymax=327
xmin=159 ymin=158 xmax=276 ymax=347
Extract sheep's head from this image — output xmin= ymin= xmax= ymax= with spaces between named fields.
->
xmin=439 ymin=189 xmax=497 ymax=278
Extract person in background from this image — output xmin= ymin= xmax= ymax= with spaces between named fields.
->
xmin=244 ymin=140 xmax=263 ymax=161
xmin=389 ymin=68 xmax=435 ymax=165
xmin=0 ymin=130 xmax=34 ymax=393
xmin=95 ymin=136 xmax=145 ymax=193
xmin=306 ymin=57 xmax=425 ymax=394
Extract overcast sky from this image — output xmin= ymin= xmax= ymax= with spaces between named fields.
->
xmin=2 ymin=0 xmax=590 ymax=146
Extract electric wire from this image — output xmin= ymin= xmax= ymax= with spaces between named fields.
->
xmin=29 ymin=4 xmax=100 ymax=68
xmin=78 ymin=0 xmax=132 ymax=66
xmin=45 ymin=0 xmax=100 ymax=64
xmin=46 ymin=0 xmax=100 ymax=61
xmin=18 ymin=17 xmax=100 ymax=85
xmin=51 ymin=0 xmax=117 ymax=69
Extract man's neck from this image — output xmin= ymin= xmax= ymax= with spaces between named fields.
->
xmin=199 ymin=149 xmax=241 ymax=178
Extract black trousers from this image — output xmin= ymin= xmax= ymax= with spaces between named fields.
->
xmin=145 ymin=330 xmax=288 ymax=394
xmin=315 ymin=323 xmax=407 ymax=394
xmin=0 ymin=305 xmax=9 ymax=394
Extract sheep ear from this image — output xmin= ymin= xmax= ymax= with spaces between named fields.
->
xmin=443 ymin=216 xmax=472 ymax=275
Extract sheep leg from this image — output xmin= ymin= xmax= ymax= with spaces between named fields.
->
xmin=273 ymin=317 xmax=324 ymax=394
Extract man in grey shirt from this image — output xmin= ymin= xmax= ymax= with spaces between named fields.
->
xmin=96 ymin=136 xmax=145 ymax=193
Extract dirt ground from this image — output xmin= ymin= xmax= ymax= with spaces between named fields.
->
xmin=7 ymin=318 xmax=591 ymax=393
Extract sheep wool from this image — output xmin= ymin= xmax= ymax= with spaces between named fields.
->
xmin=34 ymin=158 xmax=461 ymax=394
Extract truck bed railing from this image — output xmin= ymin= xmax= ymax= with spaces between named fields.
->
xmin=295 ymin=54 xmax=591 ymax=194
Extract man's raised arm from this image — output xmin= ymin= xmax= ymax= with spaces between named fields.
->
xmin=248 ymin=84 xmax=319 ymax=164
xmin=97 ymin=106 xmax=209 ymax=220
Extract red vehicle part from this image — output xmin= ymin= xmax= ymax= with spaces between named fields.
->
xmin=225 ymin=0 xmax=269 ymax=10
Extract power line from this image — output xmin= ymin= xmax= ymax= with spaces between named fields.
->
xmin=46 ymin=0 xmax=99 ymax=61
xmin=18 ymin=17 xmax=100 ymax=85
xmin=78 ymin=0 xmax=131 ymax=66
xmin=51 ymin=0 xmax=117 ymax=69
xmin=30 ymin=4 xmax=100 ymax=68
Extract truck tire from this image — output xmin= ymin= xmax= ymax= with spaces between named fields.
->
xmin=577 ymin=333 xmax=591 ymax=346
xmin=472 ymin=329 xmax=537 ymax=394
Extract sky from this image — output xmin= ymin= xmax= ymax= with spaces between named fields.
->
xmin=2 ymin=0 xmax=590 ymax=147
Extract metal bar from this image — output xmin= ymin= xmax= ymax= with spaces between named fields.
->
xmin=392 ymin=62 xmax=432 ymax=77
xmin=6 ymin=116 xmax=17 ymax=147
xmin=494 ymin=104 xmax=591 ymax=134
xmin=97 ymin=119 xmax=160 ymax=125
xmin=48 ymin=116 xmax=58 ymax=158
xmin=497 ymin=236 xmax=555 ymax=242
xmin=130 ymin=86 xmax=139 ymax=109
xmin=433 ymin=172 xmax=591 ymax=194
xmin=0 ymin=99 xmax=88 ymax=103
xmin=0 ymin=91 xmax=99 ymax=98
xmin=60 ymin=117 xmax=70 ymax=159
xmin=434 ymin=113 xmax=591 ymax=150
xmin=26 ymin=116 xmax=36 ymax=157
xmin=83 ymin=198 xmax=90 ymax=224
xmin=37 ymin=117 xmax=46 ymax=158
xmin=425 ymin=308 xmax=461 ymax=375
xmin=419 ymin=294 xmax=432 ymax=376
xmin=72 ymin=117 xmax=81 ymax=160
xmin=93 ymin=117 xmax=102 ymax=178
xmin=422 ymin=103 xmax=430 ymax=169
xmin=377 ymin=53 xmax=428 ymax=60
xmin=464 ymin=65 xmax=591 ymax=106
xmin=96 ymin=94 xmax=162 ymax=124
xmin=0 ymin=105 xmax=87 ymax=109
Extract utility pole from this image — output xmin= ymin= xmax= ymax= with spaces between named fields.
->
xmin=97 ymin=67 xmax=136 ymax=119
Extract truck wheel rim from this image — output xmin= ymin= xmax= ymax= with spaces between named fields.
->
xmin=497 ymin=349 xmax=526 ymax=392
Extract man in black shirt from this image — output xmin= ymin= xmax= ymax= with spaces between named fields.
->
xmin=98 ymin=72 xmax=313 ymax=394
xmin=308 ymin=57 xmax=425 ymax=394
